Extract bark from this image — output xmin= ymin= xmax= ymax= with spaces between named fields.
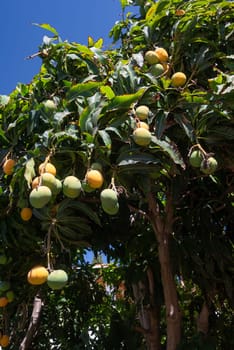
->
xmin=148 ymin=191 xmax=181 ymax=350
xmin=19 ymin=294 xmax=43 ymax=350
xmin=197 ymin=302 xmax=209 ymax=334
xmin=132 ymin=267 xmax=161 ymax=350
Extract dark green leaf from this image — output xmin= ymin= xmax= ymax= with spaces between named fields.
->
xmin=151 ymin=135 xmax=186 ymax=169
xmin=66 ymin=82 xmax=103 ymax=101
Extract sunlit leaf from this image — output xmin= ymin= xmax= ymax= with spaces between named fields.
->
xmin=103 ymin=88 xmax=146 ymax=111
xmin=100 ymin=85 xmax=115 ymax=99
xmin=94 ymin=38 xmax=104 ymax=49
xmin=33 ymin=23 xmax=59 ymax=36
xmin=66 ymin=82 xmax=103 ymax=101
xmin=88 ymin=36 xmax=94 ymax=47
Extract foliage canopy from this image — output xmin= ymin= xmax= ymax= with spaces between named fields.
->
xmin=0 ymin=0 xmax=233 ymax=349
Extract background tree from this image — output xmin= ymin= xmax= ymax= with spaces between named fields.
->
xmin=0 ymin=0 xmax=233 ymax=349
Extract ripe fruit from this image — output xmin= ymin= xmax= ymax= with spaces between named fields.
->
xmin=39 ymin=162 xmax=56 ymax=176
xmin=200 ymin=157 xmax=218 ymax=175
xmin=63 ymin=176 xmax=81 ymax=198
xmin=31 ymin=176 xmax=40 ymax=189
xmin=136 ymin=121 xmax=149 ymax=130
xmin=27 ymin=266 xmax=49 ymax=285
xmin=3 ymin=159 xmax=15 ymax=175
xmin=144 ymin=50 xmax=159 ymax=65
xmin=171 ymin=72 xmax=187 ymax=87
xmin=133 ymin=128 xmax=151 ymax=146
xmin=86 ymin=170 xmax=104 ymax=189
xmin=135 ymin=105 xmax=150 ymax=121
xmin=189 ymin=150 xmax=203 ymax=168
xmin=149 ymin=63 xmax=165 ymax=76
xmin=0 ymin=297 xmax=9 ymax=307
xmin=155 ymin=47 xmax=169 ymax=62
xmin=20 ymin=207 xmax=33 ymax=221
xmin=41 ymin=173 xmax=57 ymax=193
xmin=0 ymin=334 xmax=10 ymax=347
xmin=100 ymin=189 xmax=119 ymax=215
xmin=47 ymin=269 xmax=68 ymax=290
xmin=43 ymin=99 xmax=56 ymax=110
xmin=29 ymin=186 xmax=52 ymax=208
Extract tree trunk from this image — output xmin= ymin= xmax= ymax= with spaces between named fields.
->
xmin=132 ymin=267 xmax=161 ymax=350
xmin=148 ymin=191 xmax=181 ymax=350
xmin=19 ymin=294 xmax=43 ymax=350
xmin=197 ymin=302 xmax=209 ymax=334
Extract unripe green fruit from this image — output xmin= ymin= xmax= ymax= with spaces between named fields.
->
xmin=102 ymin=202 xmax=119 ymax=215
xmin=133 ymin=128 xmax=151 ymax=146
xmin=82 ymin=181 xmax=95 ymax=193
xmin=41 ymin=173 xmax=57 ymax=194
xmin=144 ymin=50 xmax=159 ymax=65
xmin=63 ymin=176 xmax=81 ymax=198
xmin=43 ymin=99 xmax=56 ymax=110
xmin=149 ymin=63 xmax=165 ymax=76
xmin=47 ymin=269 xmax=68 ymax=290
xmin=135 ymin=105 xmax=150 ymax=120
xmin=189 ymin=150 xmax=203 ymax=168
xmin=100 ymin=189 xmax=119 ymax=215
xmin=200 ymin=157 xmax=218 ymax=174
xmin=0 ymin=281 xmax=10 ymax=292
xmin=29 ymin=186 xmax=52 ymax=208
xmin=54 ymin=178 xmax=62 ymax=195
xmin=100 ymin=188 xmax=118 ymax=208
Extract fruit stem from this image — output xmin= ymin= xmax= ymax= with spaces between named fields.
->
xmin=110 ymin=172 xmax=117 ymax=192
xmin=46 ymin=224 xmax=53 ymax=271
xmin=189 ymin=143 xmax=208 ymax=157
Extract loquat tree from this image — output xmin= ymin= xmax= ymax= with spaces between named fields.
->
xmin=0 ymin=0 xmax=233 ymax=349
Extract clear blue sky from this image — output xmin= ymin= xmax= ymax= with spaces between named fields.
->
xmin=0 ymin=0 xmax=132 ymax=95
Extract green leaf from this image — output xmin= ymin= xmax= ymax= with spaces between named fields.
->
xmin=151 ymin=136 xmax=186 ymax=169
xmin=104 ymin=88 xmax=146 ymax=112
xmin=33 ymin=23 xmax=58 ymax=37
xmin=174 ymin=114 xmax=195 ymax=142
xmin=94 ymin=38 xmax=104 ymax=49
xmin=98 ymin=130 xmax=112 ymax=147
xmin=88 ymin=36 xmax=94 ymax=47
xmin=154 ymin=110 xmax=169 ymax=139
xmin=117 ymin=152 xmax=160 ymax=174
xmin=79 ymin=106 xmax=93 ymax=133
xmin=146 ymin=3 xmax=157 ymax=20
xmin=66 ymin=82 xmax=103 ymax=101
xmin=100 ymin=85 xmax=115 ymax=99
xmin=120 ymin=0 xmax=129 ymax=9
xmin=57 ymin=199 xmax=101 ymax=226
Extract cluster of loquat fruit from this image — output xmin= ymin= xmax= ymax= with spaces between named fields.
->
xmin=144 ymin=46 xmax=187 ymax=87
xmin=27 ymin=160 xmax=119 ymax=215
xmin=27 ymin=265 xmax=68 ymax=290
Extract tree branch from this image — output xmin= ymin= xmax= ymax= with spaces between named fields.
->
xmin=19 ymin=294 xmax=43 ymax=350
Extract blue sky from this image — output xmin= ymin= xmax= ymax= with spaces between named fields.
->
xmin=0 ymin=0 xmax=133 ymax=95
